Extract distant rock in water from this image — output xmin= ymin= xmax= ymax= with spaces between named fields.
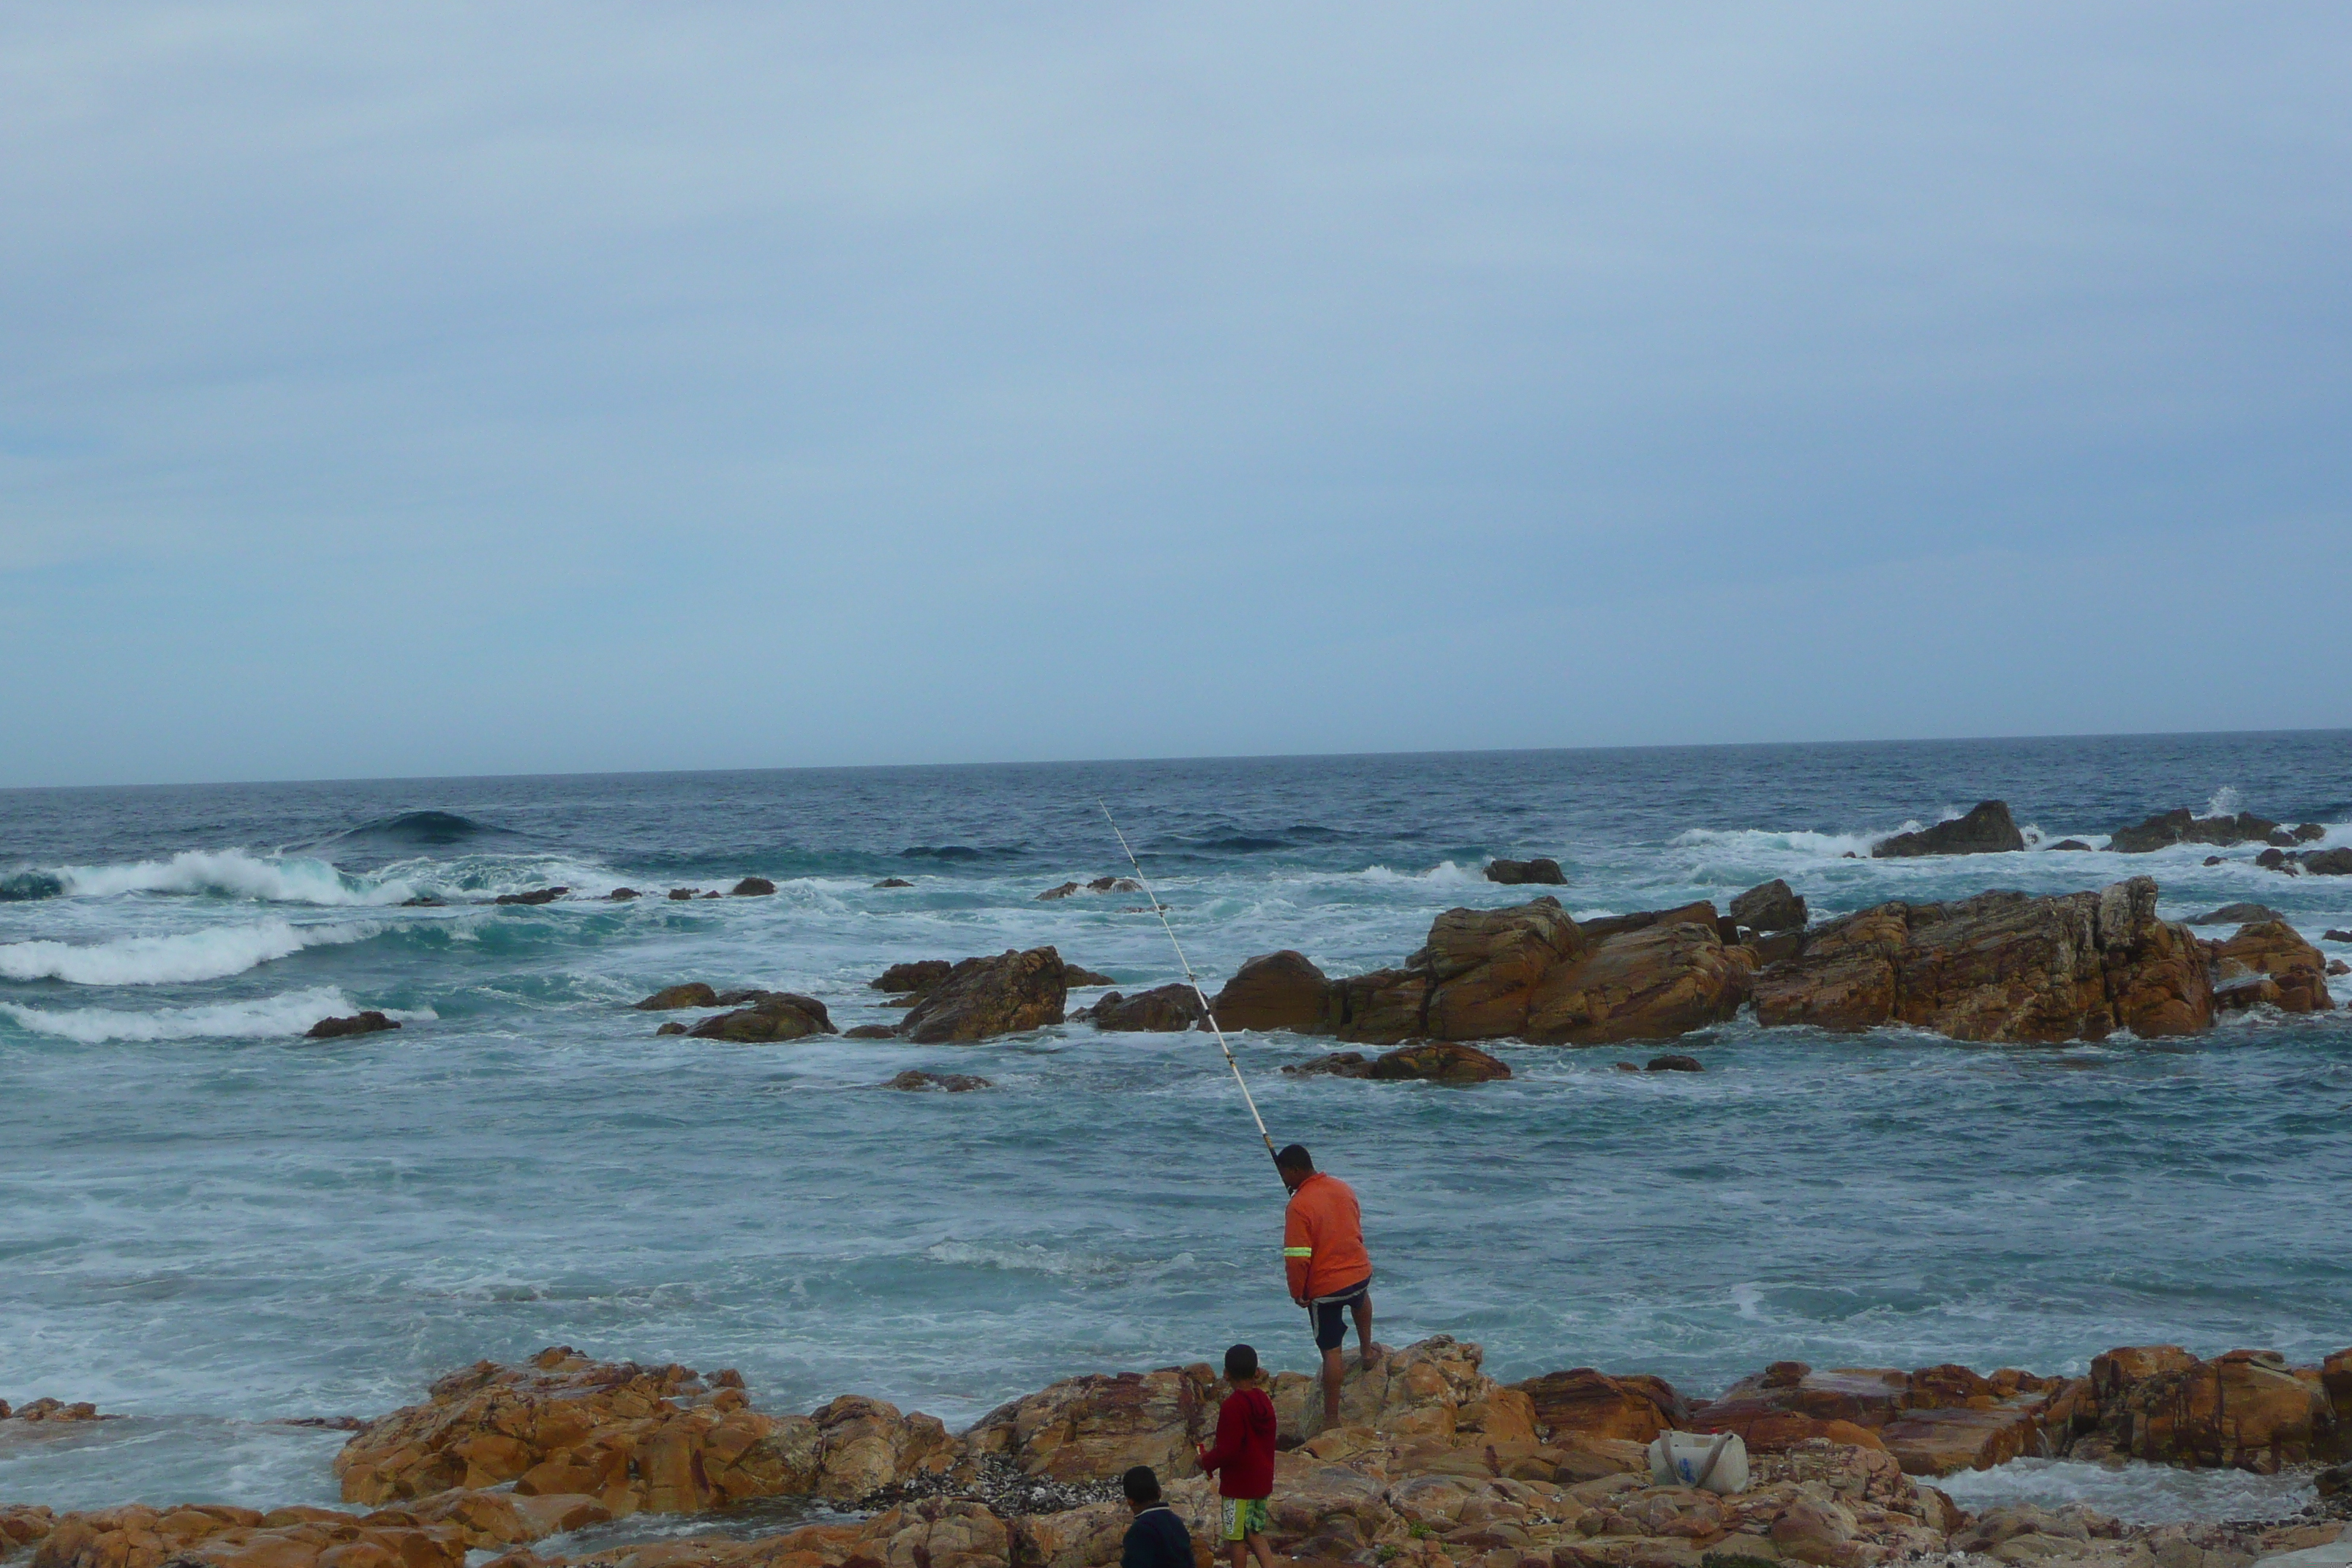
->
xmin=900 ymin=948 xmax=1067 ymax=1043
xmin=1730 ymin=878 xmax=1806 ymax=933
xmin=1871 ymin=801 xmax=2024 ymax=857
xmin=2299 ymin=848 xmax=2352 ymax=875
xmin=2326 ymin=929 xmax=2352 ymax=943
xmin=1038 ymin=876 xmax=1143 ymax=900
xmin=731 ymin=877 xmax=777 ymax=897
xmin=306 ymin=1011 xmax=399 ymax=1040
xmin=399 ymin=895 xmax=445 ymax=907
xmin=2108 ymin=807 xmax=2281 ymax=853
xmin=687 ymin=993 xmax=834 ymax=1041
xmin=1284 ymin=1050 xmax=1371 ymax=1077
xmin=2187 ymin=903 xmax=2284 ymax=927
xmin=493 ymin=886 xmax=568 ymax=905
xmin=1645 ymin=1054 xmax=1703 ymax=1073
xmin=872 ymin=878 xmax=914 ymax=889
xmin=1210 ymin=951 xmax=1332 ymax=1032
xmin=2293 ymin=823 xmax=2327 ymax=842
xmin=608 ymin=888 xmax=639 ymax=900
xmin=843 ymin=1024 xmax=897 ymax=1039
xmin=0 ymin=870 xmax=64 ymax=902
xmin=883 ymin=1070 xmax=989 ymax=1092
xmin=634 ymin=983 xmax=717 ymax=1010
xmin=2047 ymin=840 xmax=2093 ymax=852
xmin=655 ymin=1021 xmax=686 ymax=1035
xmin=666 ymin=888 xmax=698 ymax=900
xmin=1485 ymin=858 xmax=1565 ymax=886
xmin=1061 ymin=963 xmax=1114 ymax=987
xmin=1084 ymin=985 xmax=1204 ymax=1032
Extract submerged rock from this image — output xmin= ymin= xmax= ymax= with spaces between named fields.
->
xmin=666 ymin=888 xmax=698 ymax=900
xmin=1752 ymin=876 xmax=2210 ymax=1042
xmin=655 ymin=1021 xmax=686 ymax=1036
xmin=900 ymin=948 xmax=1067 ymax=1042
xmin=687 ymin=993 xmax=835 ymax=1041
xmin=1871 ymin=800 xmax=2026 ymax=858
xmin=1284 ymin=1050 xmax=1373 ymax=1077
xmin=883 ymin=1070 xmax=989 ymax=1092
xmin=1644 ymin=1053 xmax=1703 ymax=1072
xmin=1037 ymin=877 xmax=1144 ymax=901
xmin=1061 ymin=962 xmax=1115 ymax=987
xmin=494 ymin=886 xmax=569 ymax=905
xmin=608 ymin=887 xmax=639 ymax=900
xmin=2047 ymin=839 xmax=2094 ymax=851
xmin=872 ymin=877 xmax=914 ymax=889
xmin=731 ymin=877 xmax=777 ymax=896
xmin=1730 ymin=878 xmax=1806 ymax=933
xmin=306 ymin=1011 xmax=399 ymax=1039
xmin=633 ymin=983 xmax=717 ymax=1010
xmin=1083 ymin=984 xmax=1204 ymax=1032
xmin=1485 ymin=857 xmax=1567 ymax=886
xmin=843 ymin=1024 xmax=897 ymax=1039
xmin=1368 ymin=1041 xmax=1511 ymax=1082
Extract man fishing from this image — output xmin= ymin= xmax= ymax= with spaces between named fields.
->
xmin=1277 ymin=1144 xmax=1376 ymax=1426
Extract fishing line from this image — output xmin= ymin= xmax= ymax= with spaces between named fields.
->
xmin=1099 ymin=800 xmax=1281 ymax=1176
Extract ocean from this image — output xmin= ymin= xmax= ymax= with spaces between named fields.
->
xmin=2 ymin=733 xmax=2348 ymax=1520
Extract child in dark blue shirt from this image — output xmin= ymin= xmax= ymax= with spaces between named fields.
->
xmin=1122 ymin=1466 xmax=1194 ymax=1568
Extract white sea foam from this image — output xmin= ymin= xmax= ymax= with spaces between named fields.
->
xmin=56 ymin=851 xmax=411 ymax=906
xmin=1938 ymin=1456 xmax=2312 ymax=1525
xmin=1345 ymin=859 xmax=1484 ymax=885
xmin=0 ymin=987 xmax=429 ymax=1043
xmin=0 ymin=919 xmax=388 ymax=986
xmin=1669 ymin=826 xmax=1885 ymax=859
xmin=2206 ymin=785 xmax=2243 ymax=818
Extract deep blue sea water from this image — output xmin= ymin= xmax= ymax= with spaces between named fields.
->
xmin=2 ymin=734 xmax=2349 ymax=1518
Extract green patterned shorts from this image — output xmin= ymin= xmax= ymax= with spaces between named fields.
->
xmin=1220 ymin=1497 xmax=1270 ymax=1542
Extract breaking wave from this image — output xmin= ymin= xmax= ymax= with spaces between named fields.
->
xmin=0 ymin=870 xmax=65 ymax=902
xmin=0 ymin=987 xmax=431 ymax=1044
xmin=53 ymin=850 xmax=412 ymax=906
xmin=1670 ymin=826 xmax=1885 ymax=859
xmin=315 ymin=810 xmax=523 ymax=853
xmin=0 ymin=919 xmax=388 ymax=986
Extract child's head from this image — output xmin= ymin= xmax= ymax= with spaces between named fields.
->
xmin=1123 ymin=1465 xmax=1161 ymax=1507
xmin=1224 ymin=1343 xmax=1259 ymax=1384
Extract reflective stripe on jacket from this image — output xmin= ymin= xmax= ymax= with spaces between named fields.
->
xmin=1282 ymin=1171 xmax=1369 ymax=1300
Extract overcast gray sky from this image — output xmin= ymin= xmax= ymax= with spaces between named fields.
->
xmin=2 ymin=4 xmax=2347 ymax=788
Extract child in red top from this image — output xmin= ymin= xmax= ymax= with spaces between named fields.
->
xmin=1196 ymin=1343 xmax=1279 ymax=1568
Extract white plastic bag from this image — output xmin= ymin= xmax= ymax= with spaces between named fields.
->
xmin=1646 ymin=1429 xmax=1749 ymax=1493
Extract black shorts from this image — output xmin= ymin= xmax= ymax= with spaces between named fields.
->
xmin=1311 ymin=1278 xmax=1371 ymax=1350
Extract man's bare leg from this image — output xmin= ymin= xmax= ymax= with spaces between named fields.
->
xmin=1245 ymin=1531 xmax=1280 ymax=1568
xmin=1354 ymin=1294 xmax=1379 ymax=1369
xmin=1321 ymin=1344 xmax=1345 ymax=1425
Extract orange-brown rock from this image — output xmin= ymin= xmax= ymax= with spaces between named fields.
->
xmin=1207 ymin=951 xmax=1333 ymax=1033
xmin=1082 ymin=985 xmax=1205 ymax=1032
xmin=1513 ymin=1369 xmax=1687 ymax=1443
xmin=1367 ymin=1041 xmax=1512 ymax=1082
xmin=1 ymin=1507 xmax=57 ymax=1554
xmin=900 ymin=949 xmax=1067 ymax=1043
xmin=30 ymin=1506 xmax=466 ymax=1568
xmin=2068 ymin=1346 xmax=2338 ymax=1471
xmin=2209 ymin=921 xmax=2336 ymax=1012
xmin=1753 ymin=877 xmax=2213 ymax=1042
xmin=687 ymin=993 xmax=834 ymax=1042
xmin=1415 ymin=899 xmax=1588 ymax=1040
xmin=334 ymin=1349 xmax=951 ymax=1515
xmin=633 ymin=984 xmax=718 ymax=1011
xmin=1328 ymin=968 xmax=1430 ymax=1046
xmin=964 ymin=1364 xmax=1221 ymax=1481
xmin=1523 ymin=919 xmax=1752 ymax=1044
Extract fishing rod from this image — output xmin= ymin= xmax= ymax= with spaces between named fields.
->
xmin=1099 ymin=801 xmax=1281 ymax=1177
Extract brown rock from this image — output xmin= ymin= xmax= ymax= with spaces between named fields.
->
xmin=607 ymin=889 xmax=639 ymax=901
xmin=2295 ymin=823 xmax=2329 ymax=842
xmin=0 ymin=1508 xmax=56 ymax=1554
xmin=1486 ymin=858 xmax=1567 ymax=886
xmin=1730 ymin=880 xmax=1807 ymax=934
xmin=1283 ymin=1051 xmax=1373 ymax=1077
xmin=882 ymin=1071 xmax=989 ymax=1091
xmin=2327 ymin=930 xmax=2352 ymax=943
xmin=306 ymin=1012 xmax=401 ymax=1040
xmin=654 ymin=1022 xmax=686 ymax=1036
xmin=1207 ymin=951 xmax=1335 ymax=1033
xmin=730 ymin=878 xmax=777 ymax=897
xmin=1368 ymin=1041 xmax=1512 ymax=1082
xmin=2110 ymin=809 xmax=2283 ymax=853
xmin=1036 ymin=882 xmax=1081 ymax=900
xmin=900 ymin=949 xmax=1067 ymax=1042
xmin=1524 ymin=919 xmax=1751 ymax=1044
xmin=666 ymin=889 xmax=697 ymax=900
xmin=1515 ymin=1370 xmax=1687 ymax=1444
xmin=1085 ymin=985 xmax=1205 ymax=1032
xmin=2300 ymin=847 xmax=2352 ymax=875
xmin=1417 ymin=897 xmax=1588 ymax=1039
xmin=1061 ymin=964 xmax=1115 ymax=988
xmin=872 ymin=960 xmax=954 ymax=994
xmin=1753 ymin=877 xmax=2212 ymax=1042
xmin=2210 ymin=921 xmax=2335 ymax=1012
xmin=494 ymin=888 xmax=569 ymax=906
xmin=2048 ymin=840 xmax=2094 ymax=851
xmin=1872 ymin=801 xmax=2025 ymax=858
xmin=2073 ymin=1345 xmax=2334 ymax=1471
xmin=1327 ymin=968 xmax=1430 ymax=1045
xmin=687 ymin=994 xmax=835 ymax=1041
xmin=2188 ymin=903 xmax=2285 ymax=926
xmin=1644 ymin=1055 xmax=1703 ymax=1072
xmin=844 ymin=1024 xmax=898 ymax=1039
xmin=1578 ymin=902 xmax=1722 ymax=943
xmin=873 ymin=878 xmax=914 ymax=889
xmin=633 ymin=984 xmax=718 ymax=1010
xmin=2332 ymin=960 xmax=2349 ymax=976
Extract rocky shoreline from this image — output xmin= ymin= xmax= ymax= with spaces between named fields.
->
xmin=8 ymin=1338 xmax=2348 ymax=1568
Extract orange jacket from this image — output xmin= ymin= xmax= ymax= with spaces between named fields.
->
xmin=1284 ymin=1172 xmax=1370 ymax=1300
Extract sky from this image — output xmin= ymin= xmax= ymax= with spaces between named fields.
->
xmin=2 ymin=4 xmax=2348 ymax=788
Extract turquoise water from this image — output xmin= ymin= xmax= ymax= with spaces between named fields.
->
xmin=2 ymin=736 xmax=2348 ymax=1512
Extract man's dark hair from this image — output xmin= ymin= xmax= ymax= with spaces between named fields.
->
xmin=1275 ymin=1144 xmax=1313 ymax=1173
xmin=1224 ymin=1343 xmax=1259 ymax=1382
xmin=1123 ymin=1465 xmax=1161 ymax=1504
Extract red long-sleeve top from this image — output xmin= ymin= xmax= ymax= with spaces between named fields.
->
xmin=1196 ymin=1384 xmax=1276 ymax=1499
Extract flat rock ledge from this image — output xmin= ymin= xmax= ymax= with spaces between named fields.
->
xmin=12 ymin=1340 xmax=2348 ymax=1568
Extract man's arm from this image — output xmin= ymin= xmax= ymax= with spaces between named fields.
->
xmin=1284 ymin=1196 xmax=1313 ymax=1302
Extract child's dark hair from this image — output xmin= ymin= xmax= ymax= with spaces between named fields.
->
xmin=1224 ymin=1343 xmax=1259 ymax=1382
xmin=1123 ymin=1465 xmax=1161 ymax=1504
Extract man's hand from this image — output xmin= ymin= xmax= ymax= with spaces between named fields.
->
xmin=1292 ymin=1296 xmax=1306 ymax=1308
